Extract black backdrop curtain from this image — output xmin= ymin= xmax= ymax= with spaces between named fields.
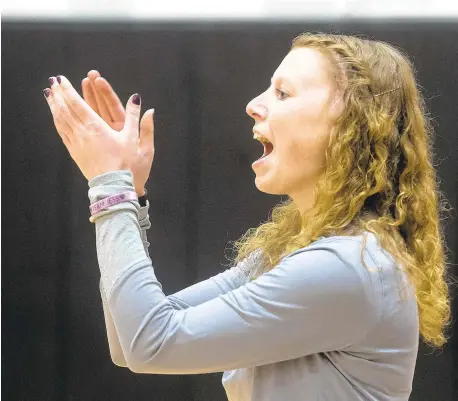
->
xmin=2 ymin=19 xmax=458 ymax=401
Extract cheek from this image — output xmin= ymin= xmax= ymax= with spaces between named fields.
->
xmin=268 ymin=96 xmax=332 ymax=169
xmin=278 ymin=133 xmax=329 ymax=177
xmin=269 ymin=99 xmax=329 ymax=139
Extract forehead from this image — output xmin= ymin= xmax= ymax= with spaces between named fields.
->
xmin=273 ymin=47 xmax=333 ymax=87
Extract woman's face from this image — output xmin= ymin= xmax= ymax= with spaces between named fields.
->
xmin=246 ymin=47 xmax=343 ymax=212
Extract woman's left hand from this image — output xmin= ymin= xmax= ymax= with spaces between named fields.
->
xmin=43 ymin=75 xmax=152 ymax=183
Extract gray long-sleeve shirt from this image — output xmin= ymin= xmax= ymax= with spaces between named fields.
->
xmin=88 ymin=170 xmax=419 ymax=401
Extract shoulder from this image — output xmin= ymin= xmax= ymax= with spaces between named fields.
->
xmin=283 ymin=232 xmax=390 ymax=279
xmin=277 ymin=232 xmax=388 ymax=317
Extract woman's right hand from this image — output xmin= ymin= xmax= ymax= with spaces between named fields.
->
xmin=82 ymin=70 xmax=126 ymax=132
xmin=82 ymin=70 xmax=155 ymax=196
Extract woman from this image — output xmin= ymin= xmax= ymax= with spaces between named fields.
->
xmin=43 ymin=32 xmax=451 ymax=401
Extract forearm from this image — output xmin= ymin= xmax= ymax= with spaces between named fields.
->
xmin=100 ymin=280 xmax=127 ymax=366
xmin=94 ymin=174 xmax=150 ymax=367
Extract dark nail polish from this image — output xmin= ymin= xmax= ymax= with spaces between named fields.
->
xmin=132 ymin=94 xmax=141 ymax=105
xmin=43 ymin=88 xmax=51 ymax=98
xmin=56 ymin=76 xmax=62 ymax=84
xmin=48 ymin=77 xmax=55 ymax=86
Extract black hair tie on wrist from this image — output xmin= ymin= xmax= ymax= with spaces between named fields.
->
xmin=138 ymin=189 xmax=148 ymax=207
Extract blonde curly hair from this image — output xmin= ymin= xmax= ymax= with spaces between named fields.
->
xmin=226 ymin=32 xmax=454 ymax=348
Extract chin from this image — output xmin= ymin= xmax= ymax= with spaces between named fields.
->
xmin=254 ymin=176 xmax=286 ymax=195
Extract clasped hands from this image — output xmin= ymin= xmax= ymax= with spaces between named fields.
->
xmin=43 ymin=71 xmax=155 ymax=196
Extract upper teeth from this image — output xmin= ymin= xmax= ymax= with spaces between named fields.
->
xmin=253 ymin=133 xmax=271 ymax=144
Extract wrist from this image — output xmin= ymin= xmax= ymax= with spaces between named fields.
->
xmin=137 ymin=188 xmax=148 ymax=207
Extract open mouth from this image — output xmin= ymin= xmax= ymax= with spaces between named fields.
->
xmin=253 ymin=133 xmax=274 ymax=160
xmin=261 ymin=141 xmax=274 ymax=159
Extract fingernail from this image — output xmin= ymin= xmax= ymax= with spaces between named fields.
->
xmin=56 ymin=76 xmax=62 ymax=84
xmin=43 ymin=88 xmax=51 ymax=98
xmin=48 ymin=77 xmax=55 ymax=86
xmin=132 ymin=94 xmax=141 ymax=105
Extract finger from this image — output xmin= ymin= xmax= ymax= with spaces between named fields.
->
xmin=51 ymin=76 xmax=84 ymax=125
xmin=87 ymin=71 xmax=112 ymax=123
xmin=55 ymin=75 xmax=103 ymax=125
xmin=94 ymin=77 xmax=125 ymax=122
xmin=87 ymin=69 xmax=101 ymax=80
xmin=82 ymin=78 xmax=99 ymax=114
xmin=43 ymin=87 xmax=72 ymax=147
xmin=123 ymin=94 xmax=141 ymax=138
xmin=139 ymin=108 xmax=155 ymax=156
xmin=48 ymin=76 xmax=82 ymax=127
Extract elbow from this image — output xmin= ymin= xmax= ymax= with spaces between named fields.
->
xmin=105 ymin=331 xmax=156 ymax=370
xmin=125 ymin=356 xmax=156 ymax=374
xmin=109 ymin=350 xmax=128 ymax=368
xmin=123 ymin=336 xmax=195 ymax=374
xmin=112 ymin=357 xmax=128 ymax=368
xmin=122 ymin=305 xmax=176 ymax=374
xmin=124 ymin=341 xmax=164 ymax=374
xmin=109 ymin=350 xmax=150 ymax=372
xmin=127 ymin=362 xmax=148 ymax=374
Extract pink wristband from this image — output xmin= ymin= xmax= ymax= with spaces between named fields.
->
xmin=89 ymin=191 xmax=138 ymax=216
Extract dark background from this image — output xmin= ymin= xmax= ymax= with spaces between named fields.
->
xmin=2 ymin=19 xmax=458 ymax=401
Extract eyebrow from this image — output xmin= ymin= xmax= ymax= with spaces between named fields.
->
xmin=270 ymin=76 xmax=295 ymax=87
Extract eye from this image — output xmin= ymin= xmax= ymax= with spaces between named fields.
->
xmin=276 ymin=88 xmax=289 ymax=100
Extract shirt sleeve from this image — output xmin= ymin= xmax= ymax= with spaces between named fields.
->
xmin=94 ymin=171 xmax=261 ymax=367
xmin=100 ymin=253 xmax=259 ymax=366
xmin=99 ymin=198 xmax=153 ymax=366
xmin=89 ymin=170 xmax=379 ymax=375
xmin=100 ymin=264 xmax=254 ymax=367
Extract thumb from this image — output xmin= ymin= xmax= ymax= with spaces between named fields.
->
xmin=123 ymin=93 xmax=142 ymax=135
xmin=139 ymin=108 xmax=155 ymax=155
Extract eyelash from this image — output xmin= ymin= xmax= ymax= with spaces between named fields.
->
xmin=276 ymin=88 xmax=289 ymax=100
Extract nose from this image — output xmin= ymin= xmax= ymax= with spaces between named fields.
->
xmin=246 ymin=93 xmax=267 ymax=121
